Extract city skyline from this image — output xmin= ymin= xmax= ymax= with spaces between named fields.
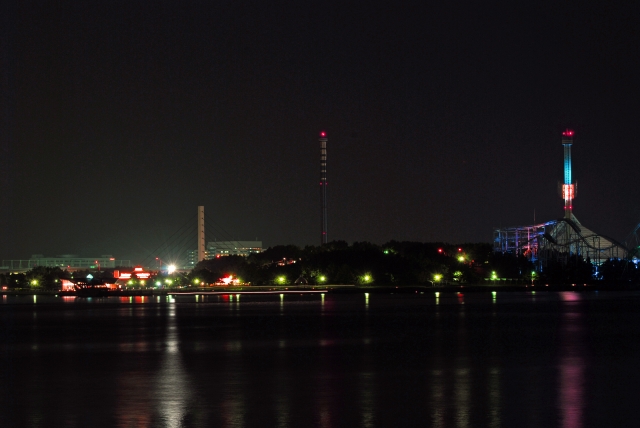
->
xmin=2 ymin=1 xmax=639 ymax=261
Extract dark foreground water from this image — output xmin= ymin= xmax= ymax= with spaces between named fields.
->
xmin=1 ymin=291 xmax=640 ymax=427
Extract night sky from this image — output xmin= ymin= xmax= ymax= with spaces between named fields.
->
xmin=2 ymin=1 xmax=640 ymax=262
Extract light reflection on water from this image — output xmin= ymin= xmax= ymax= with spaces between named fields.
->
xmin=156 ymin=301 xmax=190 ymax=428
xmin=559 ymin=292 xmax=585 ymax=428
xmin=2 ymin=291 xmax=640 ymax=427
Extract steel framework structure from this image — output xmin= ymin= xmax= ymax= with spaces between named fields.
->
xmin=494 ymin=215 xmax=627 ymax=270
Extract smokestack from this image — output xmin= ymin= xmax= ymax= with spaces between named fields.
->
xmin=198 ymin=206 xmax=205 ymax=262
xmin=319 ymin=131 xmax=328 ymax=245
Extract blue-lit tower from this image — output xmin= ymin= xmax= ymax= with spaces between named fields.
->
xmin=561 ymin=129 xmax=575 ymax=219
xmin=319 ymin=131 xmax=328 ymax=245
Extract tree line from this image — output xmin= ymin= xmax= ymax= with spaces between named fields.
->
xmin=2 ymin=241 xmax=639 ymax=289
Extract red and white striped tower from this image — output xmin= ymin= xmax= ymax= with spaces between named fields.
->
xmin=319 ymin=131 xmax=328 ymax=245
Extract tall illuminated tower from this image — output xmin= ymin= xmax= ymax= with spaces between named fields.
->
xmin=561 ymin=129 xmax=575 ymax=219
xmin=319 ymin=131 xmax=328 ymax=245
xmin=197 ymin=206 xmax=205 ymax=262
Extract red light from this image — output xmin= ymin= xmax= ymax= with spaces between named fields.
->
xmin=458 ymin=248 xmax=462 ymax=252
xmin=320 ymin=131 xmax=326 ymax=137
xmin=563 ymin=129 xmax=574 ymax=137
xmin=438 ymin=249 xmax=443 ymax=253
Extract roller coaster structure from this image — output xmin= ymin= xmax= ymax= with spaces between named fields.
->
xmin=493 ymin=130 xmax=628 ymax=272
xmin=493 ymin=214 xmax=627 ymax=271
xmin=625 ymin=223 xmax=640 ymax=260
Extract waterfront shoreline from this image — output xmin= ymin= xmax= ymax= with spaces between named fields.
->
xmin=2 ymin=282 xmax=640 ymax=296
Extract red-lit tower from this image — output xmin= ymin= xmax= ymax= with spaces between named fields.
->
xmin=319 ymin=131 xmax=328 ymax=245
xmin=561 ymin=129 xmax=576 ymax=219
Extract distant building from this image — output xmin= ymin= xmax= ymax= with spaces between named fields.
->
xmin=185 ymin=250 xmax=208 ymax=268
xmin=1 ymin=255 xmax=131 ymax=272
xmin=185 ymin=241 xmax=263 ymax=268
xmin=207 ymin=241 xmax=262 ymax=258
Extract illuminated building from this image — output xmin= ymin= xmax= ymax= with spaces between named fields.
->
xmin=493 ymin=130 xmax=627 ymax=271
xmin=206 ymin=241 xmax=262 ymax=257
xmin=184 ymin=241 xmax=263 ymax=267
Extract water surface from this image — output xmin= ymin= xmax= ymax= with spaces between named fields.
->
xmin=1 ymin=291 xmax=639 ymax=427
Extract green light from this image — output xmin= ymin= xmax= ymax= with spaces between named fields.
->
xmin=434 ymin=274 xmax=442 ymax=282
xmin=319 ymin=275 xmax=326 ymax=282
xmin=384 ymin=250 xmax=389 ymax=254
xmin=277 ymin=276 xmax=286 ymax=284
xmin=458 ymin=256 xmax=465 ymax=262
xmin=363 ymin=274 xmax=371 ymax=282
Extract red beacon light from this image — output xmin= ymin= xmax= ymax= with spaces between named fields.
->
xmin=562 ymin=129 xmax=574 ymax=137
xmin=319 ymin=131 xmax=327 ymax=138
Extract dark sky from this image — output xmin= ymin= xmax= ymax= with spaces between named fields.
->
xmin=3 ymin=1 xmax=640 ymax=262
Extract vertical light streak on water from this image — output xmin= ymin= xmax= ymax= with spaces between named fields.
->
xmin=274 ymin=327 xmax=290 ymax=428
xmin=236 ymin=294 xmax=240 ymax=311
xmin=2 ymin=295 xmax=6 ymax=303
xmin=318 ymin=392 xmax=331 ymax=428
xmin=488 ymin=367 xmax=501 ymax=428
xmin=321 ymin=293 xmax=325 ymax=313
xmin=280 ymin=294 xmax=284 ymax=313
xmin=33 ymin=295 xmax=36 ymax=304
xmin=454 ymin=368 xmax=470 ymax=428
xmin=454 ymin=296 xmax=469 ymax=428
xmin=429 ymin=297 xmax=445 ymax=428
xmin=435 ymin=292 xmax=439 ymax=305
xmin=359 ymin=372 xmax=374 ymax=428
xmin=365 ymin=292 xmax=369 ymax=310
xmin=155 ymin=300 xmax=190 ymax=428
xmin=275 ymin=377 xmax=290 ymax=428
xmin=430 ymin=370 xmax=445 ymax=428
xmin=221 ymin=343 xmax=246 ymax=427
xmin=195 ymin=295 xmax=199 ymax=303
xmin=558 ymin=292 xmax=585 ymax=428
xmin=274 ymin=363 xmax=290 ymax=428
xmin=492 ymin=291 xmax=497 ymax=304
